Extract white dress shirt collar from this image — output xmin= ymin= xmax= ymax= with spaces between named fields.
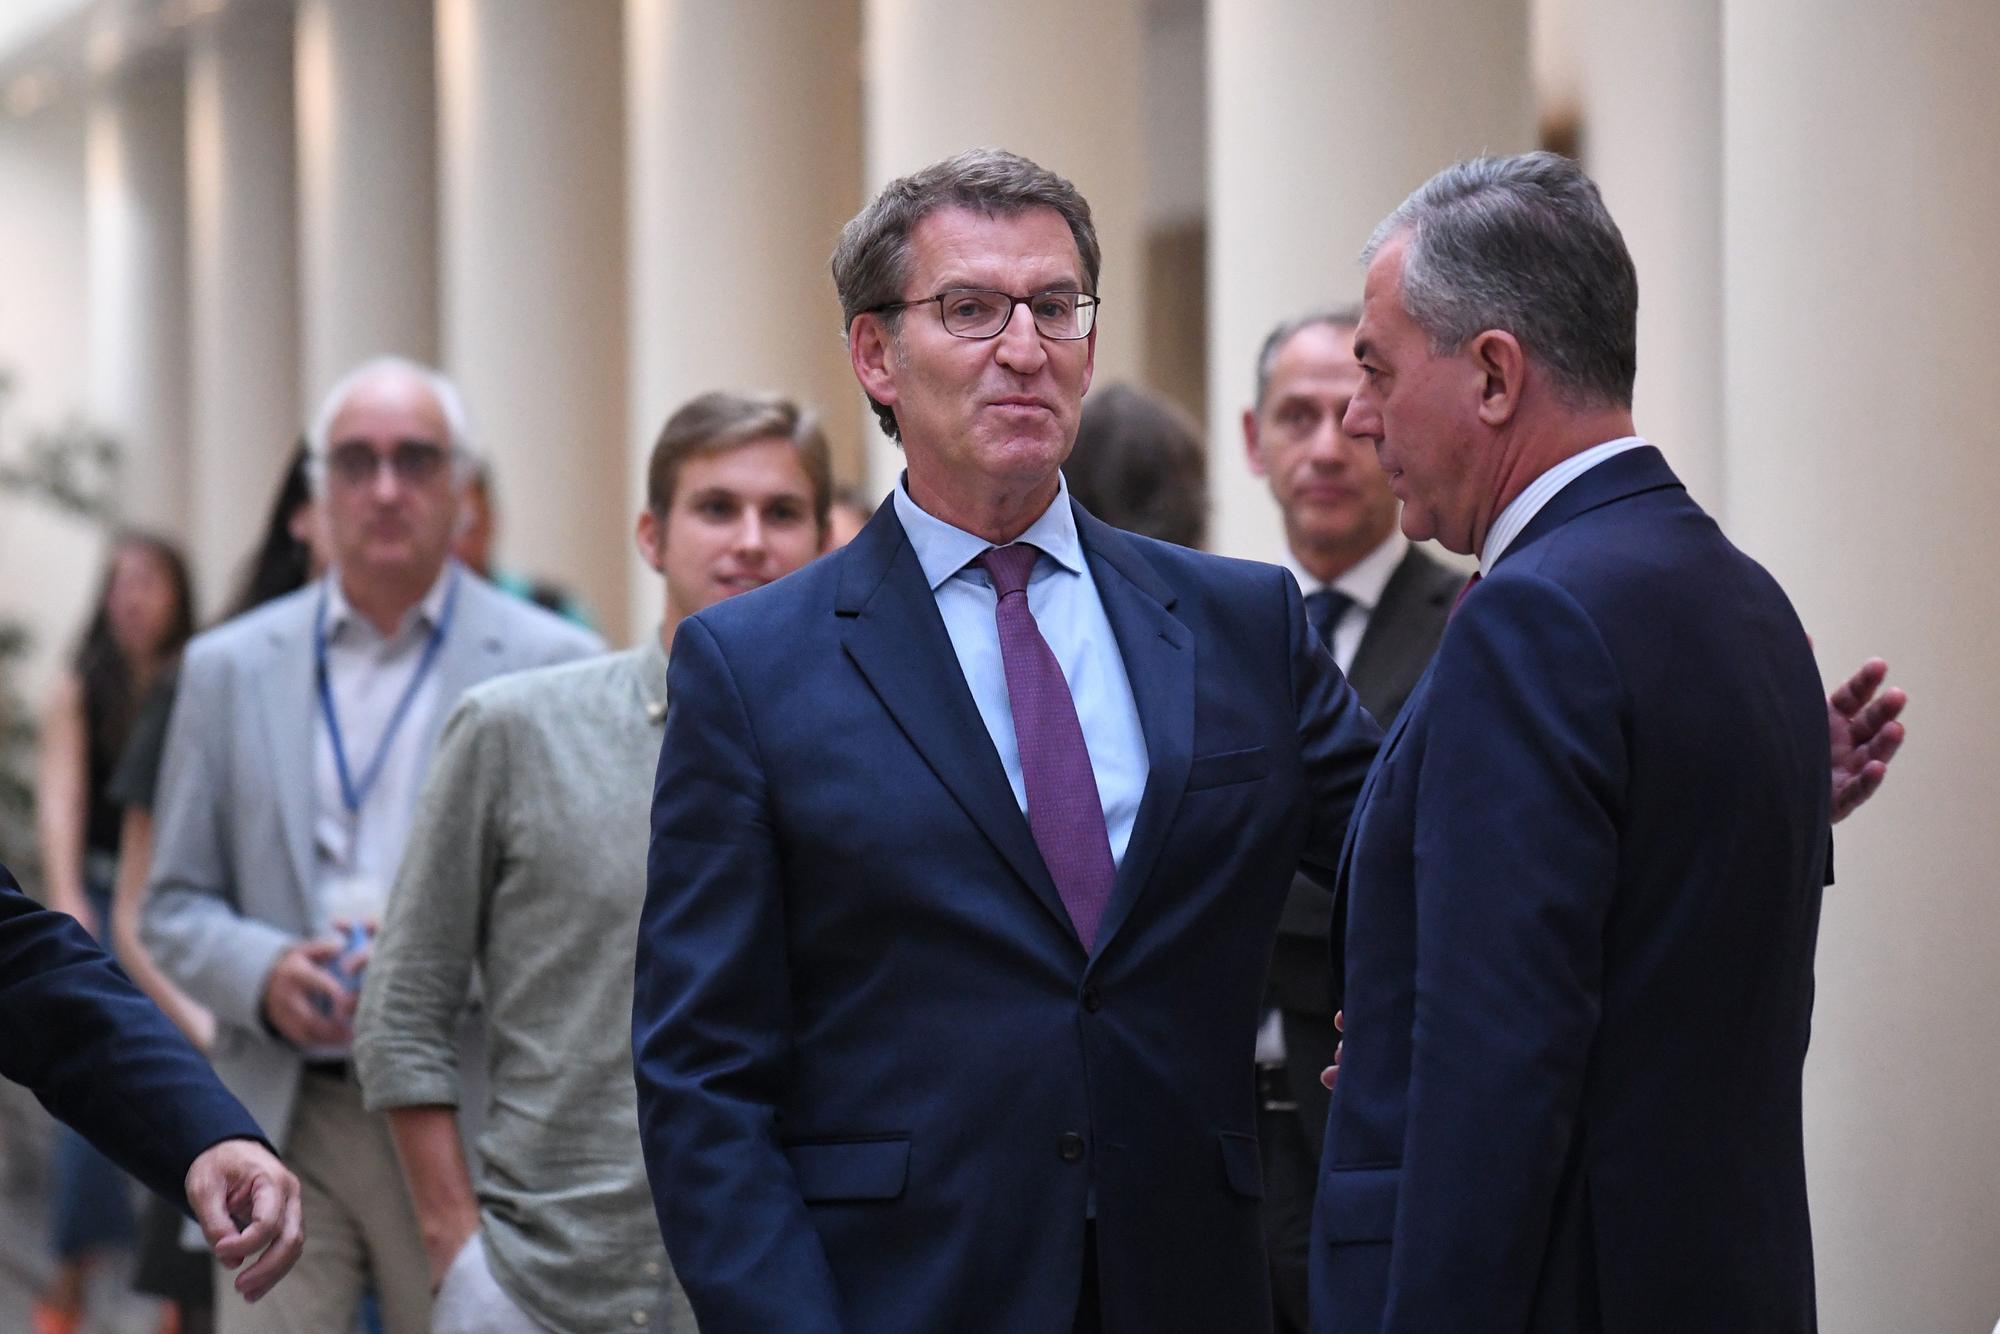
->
xmin=1480 ymin=436 xmax=1650 ymax=572
xmin=893 ymin=473 xmax=1086 ymax=590
xmin=1284 ymin=527 xmax=1409 ymax=613
xmin=322 ymin=559 xmax=459 ymax=641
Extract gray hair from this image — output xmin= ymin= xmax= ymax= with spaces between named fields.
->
xmin=831 ymin=148 xmax=1103 ymax=441
xmin=1361 ymin=152 xmax=1637 ymax=409
xmin=305 ymin=356 xmax=479 ymax=492
xmin=1252 ymin=305 xmax=1362 ymax=411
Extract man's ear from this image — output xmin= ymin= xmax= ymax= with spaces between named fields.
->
xmin=1471 ymin=330 xmax=1526 ymax=427
xmin=635 ymin=507 xmax=666 ymax=574
xmin=1242 ymin=407 xmax=1269 ymax=478
xmin=849 ymin=315 xmax=900 ymax=414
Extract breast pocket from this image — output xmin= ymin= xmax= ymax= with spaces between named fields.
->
xmin=1186 ymin=745 xmax=1270 ymax=792
xmin=783 ymin=1136 xmax=911 ymax=1203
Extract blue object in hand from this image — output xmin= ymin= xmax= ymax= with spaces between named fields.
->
xmin=313 ymin=922 xmax=372 ymax=1014
xmin=330 ymin=920 xmax=370 ymax=991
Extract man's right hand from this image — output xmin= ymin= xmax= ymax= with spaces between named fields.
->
xmin=384 ymin=1105 xmax=484 ymax=1293
xmin=261 ymin=939 xmax=354 ymax=1048
xmin=423 ymin=1210 xmax=480 ymax=1294
xmin=1320 ymin=1009 xmax=1345 ymax=1092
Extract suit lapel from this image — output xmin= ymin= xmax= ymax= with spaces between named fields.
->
xmin=835 ymin=505 xmax=1074 ymax=938
xmin=1325 ymin=651 xmax=1438 ymax=1007
xmin=1074 ymin=509 xmax=1193 ymax=960
xmin=255 ymin=595 xmax=320 ymax=917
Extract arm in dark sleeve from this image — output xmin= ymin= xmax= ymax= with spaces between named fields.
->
xmin=1382 ymin=575 xmax=1625 ymax=1333
xmin=632 ymin=617 xmax=846 ymax=1333
xmin=1289 ymin=571 xmax=1384 ymax=887
xmin=0 ymin=861 xmax=268 ymax=1211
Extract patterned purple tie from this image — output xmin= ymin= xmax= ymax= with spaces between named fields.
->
xmin=978 ymin=543 xmax=1116 ymax=952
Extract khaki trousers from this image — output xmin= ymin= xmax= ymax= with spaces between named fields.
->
xmin=215 ymin=1069 xmax=431 ymax=1334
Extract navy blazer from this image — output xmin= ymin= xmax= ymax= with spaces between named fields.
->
xmin=1311 ymin=449 xmax=1830 ymax=1333
xmin=636 ymin=500 xmax=1381 ymax=1333
xmin=0 ymin=860 xmax=266 ymax=1211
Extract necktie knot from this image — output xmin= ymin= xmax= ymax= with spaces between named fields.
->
xmin=978 ymin=543 xmax=1041 ymax=600
xmin=1303 ymin=587 xmax=1355 ymax=650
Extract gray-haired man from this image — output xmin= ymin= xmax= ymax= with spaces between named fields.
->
xmin=144 ymin=357 xmax=600 ymax=1333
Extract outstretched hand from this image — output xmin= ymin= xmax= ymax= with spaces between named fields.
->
xmin=1827 ymin=658 xmax=1906 ymax=823
xmin=186 ymin=1138 xmax=304 ymax=1303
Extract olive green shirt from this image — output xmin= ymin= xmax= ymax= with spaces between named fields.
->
xmin=354 ymin=639 xmax=690 ymax=1334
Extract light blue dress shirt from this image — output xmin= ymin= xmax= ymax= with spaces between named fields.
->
xmin=892 ymin=474 xmax=1149 ymax=867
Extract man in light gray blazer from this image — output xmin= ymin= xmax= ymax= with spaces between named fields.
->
xmin=143 ymin=357 xmax=600 ymax=1334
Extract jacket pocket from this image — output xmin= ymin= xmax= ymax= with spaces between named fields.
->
xmin=1217 ymin=1130 xmax=1264 ymax=1199
xmin=784 ymin=1136 xmax=911 ymax=1202
xmin=1316 ymin=1163 xmax=1400 ymax=1242
xmin=1186 ymin=746 xmax=1271 ymax=792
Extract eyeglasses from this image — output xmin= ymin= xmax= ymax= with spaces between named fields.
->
xmin=867 ymin=288 xmax=1100 ymax=341
xmin=321 ymin=440 xmax=450 ymax=489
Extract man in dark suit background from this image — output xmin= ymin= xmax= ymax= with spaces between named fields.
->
xmin=1239 ymin=308 xmax=1466 ymax=1332
xmin=2 ymin=861 xmax=303 ymax=1304
xmin=1311 ymin=151 xmax=1854 ymax=1333
xmin=634 ymin=148 xmax=1384 ymax=1334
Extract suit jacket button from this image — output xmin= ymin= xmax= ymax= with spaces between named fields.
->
xmin=1082 ymin=987 xmax=1102 ymax=1012
xmin=1058 ymin=1132 xmax=1086 ymax=1163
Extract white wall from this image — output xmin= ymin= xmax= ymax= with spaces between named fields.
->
xmin=0 ymin=97 xmax=102 ymax=709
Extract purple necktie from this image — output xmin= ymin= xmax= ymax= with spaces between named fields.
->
xmin=978 ymin=543 xmax=1116 ymax=952
xmin=1451 ymin=571 xmax=1481 ymax=618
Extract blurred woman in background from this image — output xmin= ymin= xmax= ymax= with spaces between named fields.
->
xmin=106 ymin=442 xmax=327 ymax=1334
xmin=32 ymin=530 xmax=195 ymax=1334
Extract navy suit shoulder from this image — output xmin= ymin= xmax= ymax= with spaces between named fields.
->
xmin=0 ymin=862 xmax=265 ymax=1212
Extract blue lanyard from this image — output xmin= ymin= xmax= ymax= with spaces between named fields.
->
xmin=313 ymin=572 xmax=459 ymax=814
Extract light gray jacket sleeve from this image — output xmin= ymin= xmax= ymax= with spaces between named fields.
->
xmin=140 ymin=639 xmax=297 ymax=1033
xmin=353 ymin=691 xmax=505 ymax=1111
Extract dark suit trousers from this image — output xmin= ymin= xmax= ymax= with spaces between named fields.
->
xmin=1258 ymin=1069 xmax=1317 ymax=1333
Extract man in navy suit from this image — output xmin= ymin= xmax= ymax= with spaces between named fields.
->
xmin=1311 ymin=152 xmax=1840 ymax=1332
xmin=634 ymin=149 xmax=1384 ymax=1333
xmin=2 ymin=861 xmax=303 ymax=1303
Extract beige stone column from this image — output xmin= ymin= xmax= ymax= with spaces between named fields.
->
xmin=1205 ymin=0 xmax=1535 ymax=564
xmin=87 ymin=61 xmax=189 ymax=535
xmin=295 ymin=0 xmax=438 ymax=399
xmin=861 ymin=0 xmax=1147 ymax=492
xmin=0 ymin=98 xmax=98 ymax=700
xmin=186 ymin=0 xmax=298 ymax=611
xmin=1723 ymin=4 xmax=2000 ymax=1330
xmin=437 ymin=0 xmax=628 ymax=642
xmin=623 ymin=0 xmax=861 ymax=635
xmin=1576 ymin=0 xmax=1723 ymax=512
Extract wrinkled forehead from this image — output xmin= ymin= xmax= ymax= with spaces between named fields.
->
xmin=1266 ymin=322 xmax=1363 ymax=402
xmin=904 ymin=204 xmax=1086 ymax=293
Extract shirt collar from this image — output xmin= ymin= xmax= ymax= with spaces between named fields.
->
xmin=892 ymin=472 xmax=1086 ymax=590
xmin=1480 ymin=436 xmax=1650 ymax=572
xmin=1284 ymin=528 xmax=1409 ymax=613
xmin=323 ymin=559 xmax=458 ymax=642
